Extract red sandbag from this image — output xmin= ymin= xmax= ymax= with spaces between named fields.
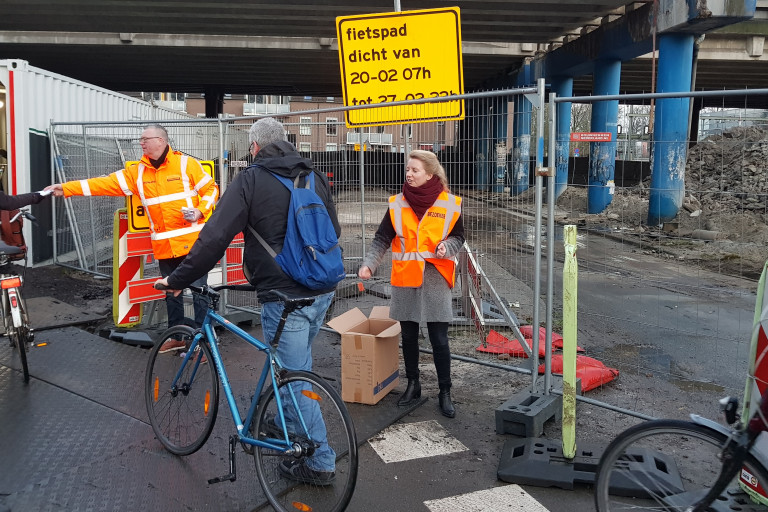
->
xmin=538 ymin=354 xmax=619 ymax=392
xmin=476 ymin=329 xmax=550 ymax=358
xmin=519 ymin=325 xmax=563 ymax=346
xmin=519 ymin=325 xmax=584 ymax=352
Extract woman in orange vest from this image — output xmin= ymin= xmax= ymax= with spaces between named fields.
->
xmin=358 ymin=150 xmax=464 ymax=418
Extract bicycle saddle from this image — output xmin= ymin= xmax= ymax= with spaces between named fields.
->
xmin=0 ymin=240 xmax=23 ymax=255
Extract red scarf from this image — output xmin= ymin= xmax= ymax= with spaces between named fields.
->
xmin=402 ymin=177 xmax=444 ymax=220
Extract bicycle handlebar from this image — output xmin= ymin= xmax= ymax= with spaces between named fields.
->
xmin=153 ymin=281 xmax=315 ymax=309
xmin=5 ymin=210 xmax=36 ymax=224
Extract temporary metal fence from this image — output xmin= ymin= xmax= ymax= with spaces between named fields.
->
xmin=49 ymin=83 xmax=768 ymax=425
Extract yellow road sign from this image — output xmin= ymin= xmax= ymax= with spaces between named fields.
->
xmin=336 ymin=7 xmax=464 ymax=127
xmin=126 ymin=160 xmax=215 ymax=232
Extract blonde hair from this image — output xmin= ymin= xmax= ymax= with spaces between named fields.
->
xmin=408 ymin=150 xmax=448 ymax=191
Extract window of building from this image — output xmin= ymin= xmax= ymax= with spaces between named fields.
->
xmin=164 ymin=92 xmax=186 ymax=101
xmin=326 ymin=117 xmax=338 ymax=136
xmin=142 ymin=92 xmax=161 ymax=102
xmin=326 ymin=143 xmax=338 ymax=152
xmin=299 ymin=142 xmax=312 ymax=152
xmin=300 ymin=117 xmax=312 ymax=136
xmin=326 ymin=97 xmax=335 ymax=102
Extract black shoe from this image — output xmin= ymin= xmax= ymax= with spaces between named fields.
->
xmin=438 ymin=391 xmax=455 ymax=418
xmin=397 ymin=379 xmax=421 ymax=406
xmin=279 ymin=459 xmax=335 ymax=486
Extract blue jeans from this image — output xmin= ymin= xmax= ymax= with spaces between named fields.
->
xmin=158 ymin=256 xmax=209 ymax=328
xmin=260 ymin=291 xmax=335 ymax=472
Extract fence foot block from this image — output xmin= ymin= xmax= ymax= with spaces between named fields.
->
xmin=497 ymin=437 xmax=602 ymax=489
xmin=495 ymin=391 xmax=561 ymax=437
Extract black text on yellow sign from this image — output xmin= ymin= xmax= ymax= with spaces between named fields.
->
xmin=127 ymin=160 xmax=215 ymax=233
xmin=336 ymin=7 xmax=464 ymax=128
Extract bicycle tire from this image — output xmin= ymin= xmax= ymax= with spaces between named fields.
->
xmin=594 ymin=419 xmax=768 ymax=511
xmin=253 ymin=370 xmax=358 ymax=512
xmin=6 ymin=288 xmax=30 ymax=383
xmin=144 ymin=325 xmax=218 ymax=456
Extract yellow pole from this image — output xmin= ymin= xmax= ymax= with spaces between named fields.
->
xmin=562 ymin=225 xmax=578 ymax=459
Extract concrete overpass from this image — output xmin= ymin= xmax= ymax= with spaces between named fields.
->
xmin=1 ymin=0 xmax=767 ymax=113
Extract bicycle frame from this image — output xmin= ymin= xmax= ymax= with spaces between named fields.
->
xmin=174 ymin=306 xmax=313 ymax=455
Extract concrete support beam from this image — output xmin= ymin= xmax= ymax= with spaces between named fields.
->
xmin=648 ymin=34 xmax=695 ymax=226
xmin=0 ymin=30 xmax=532 ymax=59
xmin=537 ymin=0 xmax=755 ymax=79
xmin=587 ymin=60 xmax=621 ymax=214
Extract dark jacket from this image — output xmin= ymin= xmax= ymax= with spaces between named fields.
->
xmin=166 ymin=140 xmax=341 ymax=302
xmin=0 ymin=191 xmax=44 ymax=211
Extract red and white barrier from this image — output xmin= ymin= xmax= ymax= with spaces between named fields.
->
xmin=113 ymin=209 xmax=248 ymax=328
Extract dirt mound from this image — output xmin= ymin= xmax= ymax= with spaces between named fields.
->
xmin=552 ymin=127 xmax=768 ymax=279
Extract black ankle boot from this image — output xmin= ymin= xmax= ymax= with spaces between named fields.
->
xmin=397 ymin=379 xmax=421 ymax=406
xmin=438 ymin=390 xmax=455 ymax=418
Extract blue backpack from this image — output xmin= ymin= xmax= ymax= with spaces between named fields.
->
xmin=248 ymin=169 xmax=345 ymax=290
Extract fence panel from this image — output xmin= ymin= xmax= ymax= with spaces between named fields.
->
xmin=50 ymin=87 xmax=768 ymax=423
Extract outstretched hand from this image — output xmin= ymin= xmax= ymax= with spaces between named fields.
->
xmin=44 ymin=184 xmax=64 ymax=197
xmin=358 ymin=266 xmax=372 ymax=280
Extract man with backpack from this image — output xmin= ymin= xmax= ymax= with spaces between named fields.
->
xmin=155 ymin=116 xmax=343 ymax=485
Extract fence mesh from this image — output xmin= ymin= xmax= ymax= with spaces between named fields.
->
xmin=50 ymin=87 xmax=768 ymax=422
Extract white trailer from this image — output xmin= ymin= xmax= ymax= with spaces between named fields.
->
xmin=0 ymin=59 xmax=192 ymax=263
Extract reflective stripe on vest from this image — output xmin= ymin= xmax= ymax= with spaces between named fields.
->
xmin=79 ymin=179 xmax=91 ymax=196
xmin=389 ymin=191 xmax=461 ymax=287
xmin=136 ymin=155 xmax=205 ymax=234
xmin=115 ymin=169 xmax=133 ymax=196
xmin=151 ymin=222 xmax=204 ymax=240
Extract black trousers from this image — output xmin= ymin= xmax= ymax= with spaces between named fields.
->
xmin=400 ymin=320 xmax=452 ymax=391
xmin=158 ymin=256 xmax=209 ymax=328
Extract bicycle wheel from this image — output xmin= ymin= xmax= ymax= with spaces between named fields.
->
xmin=8 ymin=325 xmax=30 ymax=383
xmin=595 ymin=419 xmax=768 ymax=511
xmin=6 ymin=290 xmax=31 ymax=383
xmin=145 ymin=325 xmax=218 ymax=456
xmin=253 ymin=370 xmax=358 ymax=512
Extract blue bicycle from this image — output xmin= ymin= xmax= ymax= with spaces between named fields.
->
xmin=145 ymin=284 xmax=358 ymax=512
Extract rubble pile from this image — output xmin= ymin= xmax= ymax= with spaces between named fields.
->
xmin=686 ymin=126 xmax=768 ymax=212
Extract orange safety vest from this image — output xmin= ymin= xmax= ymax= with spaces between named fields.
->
xmin=62 ymin=148 xmax=219 ymax=259
xmin=388 ymin=191 xmax=462 ymax=288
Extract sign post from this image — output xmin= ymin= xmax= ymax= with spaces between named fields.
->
xmin=336 ymin=7 xmax=464 ymax=127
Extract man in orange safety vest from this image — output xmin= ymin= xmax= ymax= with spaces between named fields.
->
xmin=46 ymin=124 xmax=219 ymax=352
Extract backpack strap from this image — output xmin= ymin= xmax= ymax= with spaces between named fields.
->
xmin=248 ymin=224 xmax=278 ymax=259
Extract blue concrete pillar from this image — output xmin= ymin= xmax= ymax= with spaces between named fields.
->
xmin=648 ymin=33 xmax=695 ymax=226
xmin=474 ymin=97 xmax=490 ymax=190
xmin=492 ymin=96 xmax=509 ymax=193
xmin=588 ymin=59 xmax=621 ymax=214
xmin=552 ymin=77 xmax=573 ymax=200
xmin=512 ymin=94 xmax=532 ymax=195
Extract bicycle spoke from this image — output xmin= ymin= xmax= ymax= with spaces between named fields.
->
xmin=253 ymin=371 xmax=358 ymax=512
xmin=145 ymin=325 xmax=218 ymax=456
xmin=595 ymin=420 xmax=768 ymax=511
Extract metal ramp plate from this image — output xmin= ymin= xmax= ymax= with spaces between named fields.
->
xmin=0 ymin=325 xmax=425 ymax=511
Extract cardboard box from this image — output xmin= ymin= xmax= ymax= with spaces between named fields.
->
xmin=327 ymin=306 xmax=401 ymax=405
